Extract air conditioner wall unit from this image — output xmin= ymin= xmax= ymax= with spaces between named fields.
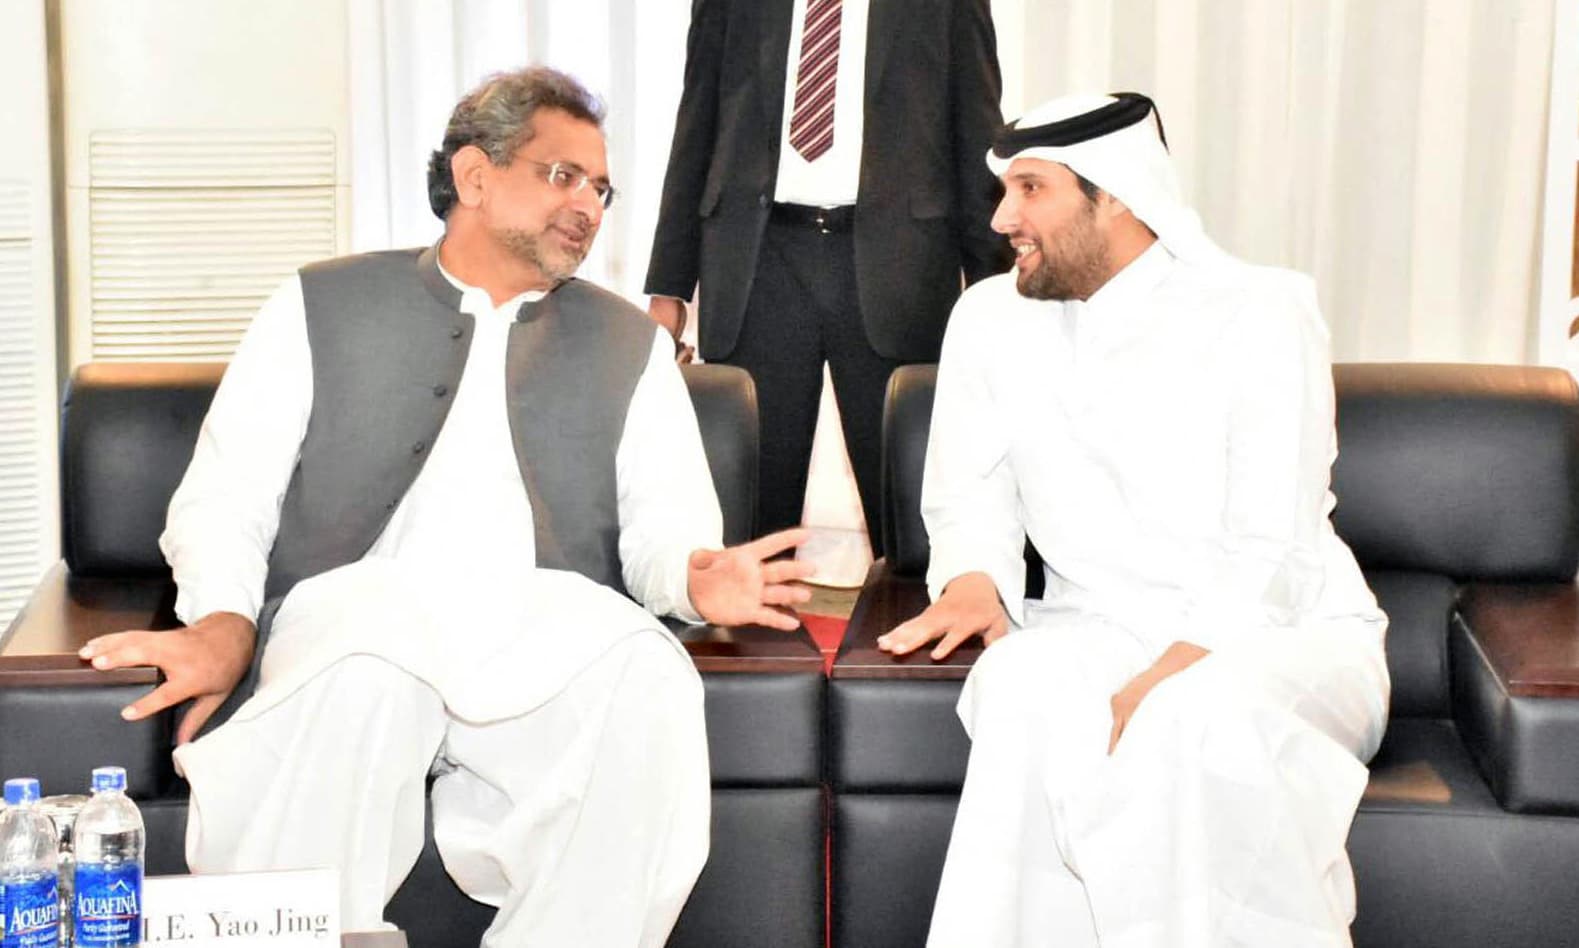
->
xmin=59 ymin=0 xmax=351 ymax=366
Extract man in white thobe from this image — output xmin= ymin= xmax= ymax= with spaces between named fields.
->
xmin=78 ymin=67 xmax=815 ymax=947
xmin=877 ymin=93 xmax=1391 ymax=946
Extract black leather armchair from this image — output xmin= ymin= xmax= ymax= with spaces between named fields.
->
xmin=830 ymin=362 xmax=1579 ymax=948
xmin=0 ymin=361 xmax=826 ymax=948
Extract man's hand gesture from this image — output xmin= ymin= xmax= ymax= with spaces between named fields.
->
xmin=877 ymin=571 xmax=1009 ymax=660
xmin=688 ymin=527 xmax=816 ymax=630
xmin=79 ymin=612 xmax=257 ymax=744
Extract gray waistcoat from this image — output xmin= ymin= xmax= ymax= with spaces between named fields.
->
xmin=196 ymin=242 xmax=655 ymax=739
xmin=263 ymin=243 xmax=655 ymax=616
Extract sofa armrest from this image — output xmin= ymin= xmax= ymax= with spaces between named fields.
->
xmin=832 ymin=560 xmax=980 ymax=681
xmin=1 ymin=564 xmax=829 ymax=797
xmin=0 ymin=562 xmax=177 ymax=797
xmin=663 ymin=617 xmax=824 ymax=675
xmin=1453 ymin=583 xmax=1579 ymax=814
xmin=1 ymin=563 xmax=177 ymax=680
xmin=664 ymin=619 xmax=827 ymax=787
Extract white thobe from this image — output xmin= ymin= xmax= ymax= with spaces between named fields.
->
xmin=923 ymin=244 xmax=1391 ymax=947
xmin=165 ymin=265 xmax=721 ymax=945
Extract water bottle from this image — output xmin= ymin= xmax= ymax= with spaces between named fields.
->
xmin=36 ymin=797 xmax=87 ymax=948
xmin=0 ymin=778 xmax=61 ymax=948
xmin=71 ymin=770 xmax=142 ymax=948
xmin=1 ymin=795 xmax=6 ymax=943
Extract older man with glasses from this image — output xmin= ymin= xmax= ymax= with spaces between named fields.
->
xmin=79 ymin=65 xmax=813 ymax=946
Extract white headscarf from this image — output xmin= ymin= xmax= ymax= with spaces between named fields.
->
xmin=986 ymin=93 xmax=1238 ymax=271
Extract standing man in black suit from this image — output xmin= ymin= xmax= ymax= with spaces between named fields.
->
xmin=645 ymin=0 xmax=1011 ymax=555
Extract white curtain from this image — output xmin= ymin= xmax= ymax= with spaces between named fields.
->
xmin=346 ymin=0 xmax=1565 ymax=583
xmin=347 ymin=0 xmax=692 ymax=306
xmin=1542 ymin=0 xmax=1579 ymax=368
xmin=998 ymin=0 xmax=1558 ymax=364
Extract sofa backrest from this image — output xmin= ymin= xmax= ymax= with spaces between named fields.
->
xmin=60 ymin=361 xmax=759 ymax=576
xmin=881 ymin=362 xmax=1579 ymax=718
xmin=62 ymin=363 xmax=226 ymax=576
xmin=1329 ymin=364 xmax=1579 ymax=581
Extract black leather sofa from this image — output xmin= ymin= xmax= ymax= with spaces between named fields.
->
xmin=0 ymin=361 xmax=826 ymax=948
xmin=15 ymin=359 xmax=1579 ymax=946
xmin=830 ymin=362 xmax=1579 ymax=948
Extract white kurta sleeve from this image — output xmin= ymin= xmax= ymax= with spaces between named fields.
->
xmin=921 ymin=292 xmax=1029 ymax=625
xmin=1174 ymin=274 xmax=1335 ymax=651
xmin=616 ymin=329 xmax=725 ymax=622
xmin=158 ymin=276 xmax=313 ymax=626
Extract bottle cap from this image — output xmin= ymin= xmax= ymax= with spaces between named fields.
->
xmin=91 ymin=766 xmax=128 ymax=793
xmin=4 ymin=778 xmax=41 ymax=806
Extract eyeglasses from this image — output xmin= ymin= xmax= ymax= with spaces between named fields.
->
xmin=524 ymin=159 xmax=616 ymax=209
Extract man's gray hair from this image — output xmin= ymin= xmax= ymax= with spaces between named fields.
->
xmin=426 ymin=66 xmax=606 ymax=220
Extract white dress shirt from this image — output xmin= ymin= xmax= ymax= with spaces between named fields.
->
xmin=923 ymin=243 xmax=1383 ymax=652
xmin=773 ymin=0 xmax=870 ymax=206
xmin=160 ymin=265 xmax=721 ymax=687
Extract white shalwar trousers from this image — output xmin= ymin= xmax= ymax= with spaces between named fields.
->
xmin=927 ymin=604 xmax=1389 ymax=948
xmin=174 ymin=561 xmax=711 ymax=948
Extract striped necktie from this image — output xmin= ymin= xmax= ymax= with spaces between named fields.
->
xmin=787 ymin=0 xmax=842 ymax=162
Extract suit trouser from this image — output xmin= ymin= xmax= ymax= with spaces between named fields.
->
xmin=721 ymin=214 xmax=903 ymax=555
xmin=927 ymin=610 xmax=1389 ymax=948
xmin=178 ymin=634 xmax=710 ymax=947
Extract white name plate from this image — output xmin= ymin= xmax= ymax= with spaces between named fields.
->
xmin=141 ymin=868 xmax=341 ymax=945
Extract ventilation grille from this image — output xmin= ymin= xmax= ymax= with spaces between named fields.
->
xmin=89 ymin=129 xmax=337 ymax=188
xmin=88 ymin=130 xmax=336 ymax=361
xmin=0 ymin=182 xmax=41 ymax=625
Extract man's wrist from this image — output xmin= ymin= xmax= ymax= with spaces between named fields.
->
xmin=666 ymin=298 xmax=689 ymax=337
xmin=648 ymin=296 xmax=689 ymax=342
xmin=941 ymin=571 xmax=1008 ymax=614
xmin=195 ymin=610 xmax=256 ymax=631
xmin=1149 ymin=641 xmax=1209 ymax=679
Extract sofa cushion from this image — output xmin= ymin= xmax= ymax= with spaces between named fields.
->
xmin=0 ymin=679 xmax=173 ymax=799
xmin=1366 ymin=570 xmax=1456 ymax=719
xmin=667 ymin=788 xmax=826 ymax=948
xmin=830 ymin=678 xmax=968 ymax=792
xmin=1350 ymin=721 xmax=1579 ymax=947
xmin=832 ymin=793 xmax=957 ymax=948
xmin=1331 ymin=363 xmax=1579 ymax=582
xmin=62 ymin=363 xmax=224 ymax=576
xmin=679 ymin=364 xmax=759 ymax=546
xmin=147 ymin=786 xmax=827 ymax=948
xmin=880 ymin=365 xmax=937 ymax=576
xmin=829 ymin=718 xmax=1579 ymax=948
xmin=702 ymin=672 xmax=824 ymax=786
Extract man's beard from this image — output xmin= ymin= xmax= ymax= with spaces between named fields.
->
xmin=496 ymin=217 xmax=591 ymax=283
xmin=1017 ymin=209 xmax=1109 ymax=302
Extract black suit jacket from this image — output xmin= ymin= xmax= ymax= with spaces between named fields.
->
xmin=644 ymin=0 xmax=1012 ymax=362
